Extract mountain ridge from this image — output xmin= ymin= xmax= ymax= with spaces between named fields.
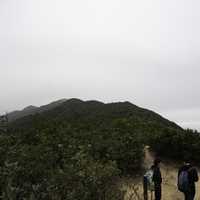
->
xmin=7 ymin=98 xmax=67 ymax=121
xmin=9 ymin=98 xmax=182 ymax=131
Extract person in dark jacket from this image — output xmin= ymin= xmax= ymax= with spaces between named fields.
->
xmin=151 ymin=158 xmax=162 ymax=200
xmin=178 ymin=161 xmax=199 ymax=200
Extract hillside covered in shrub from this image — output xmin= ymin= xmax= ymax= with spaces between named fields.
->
xmin=0 ymin=99 xmax=199 ymax=199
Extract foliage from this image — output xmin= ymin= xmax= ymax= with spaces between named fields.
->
xmin=1 ymin=99 xmax=197 ymax=199
xmin=148 ymin=127 xmax=200 ymax=163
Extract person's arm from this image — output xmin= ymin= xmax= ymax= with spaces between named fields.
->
xmin=153 ymin=167 xmax=162 ymax=184
xmin=193 ymin=168 xmax=199 ymax=182
xmin=178 ymin=168 xmax=181 ymax=177
xmin=178 ymin=168 xmax=181 ymax=180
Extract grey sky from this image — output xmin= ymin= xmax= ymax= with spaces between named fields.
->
xmin=1 ymin=0 xmax=200 ymax=130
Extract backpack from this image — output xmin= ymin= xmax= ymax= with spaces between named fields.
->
xmin=144 ymin=169 xmax=154 ymax=191
xmin=178 ymin=170 xmax=189 ymax=192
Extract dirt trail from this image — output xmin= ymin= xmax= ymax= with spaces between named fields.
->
xmin=120 ymin=147 xmax=200 ymax=200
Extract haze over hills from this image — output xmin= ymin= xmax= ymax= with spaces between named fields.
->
xmin=7 ymin=98 xmax=67 ymax=121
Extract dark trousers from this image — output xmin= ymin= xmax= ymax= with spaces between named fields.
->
xmin=154 ymin=184 xmax=161 ymax=200
xmin=184 ymin=192 xmax=195 ymax=200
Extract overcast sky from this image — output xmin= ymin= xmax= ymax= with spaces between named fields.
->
xmin=1 ymin=0 xmax=200 ymax=130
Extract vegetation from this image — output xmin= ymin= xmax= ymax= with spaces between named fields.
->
xmin=148 ymin=128 xmax=200 ymax=162
xmin=0 ymin=98 xmax=199 ymax=199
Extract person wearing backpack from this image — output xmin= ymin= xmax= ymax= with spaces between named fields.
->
xmin=151 ymin=158 xmax=162 ymax=200
xmin=178 ymin=161 xmax=199 ymax=200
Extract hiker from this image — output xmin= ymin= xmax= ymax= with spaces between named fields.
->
xmin=151 ymin=158 xmax=162 ymax=200
xmin=178 ymin=160 xmax=199 ymax=200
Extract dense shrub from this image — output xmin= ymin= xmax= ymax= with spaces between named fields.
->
xmin=148 ymin=128 xmax=200 ymax=163
xmin=0 ymin=120 xmax=143 ymax=199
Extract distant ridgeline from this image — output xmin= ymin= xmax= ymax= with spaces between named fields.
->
xmin=9 ymin=98 xmax=181 ymax=130
xmin=7 ymin=98 xmax=67 ymax=122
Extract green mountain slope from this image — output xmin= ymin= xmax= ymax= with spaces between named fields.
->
xmin=9 ymin=98 xmax=181 ymax=132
